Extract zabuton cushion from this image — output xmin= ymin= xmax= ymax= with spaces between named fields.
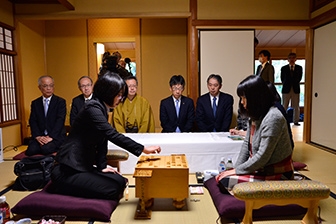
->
xmin=11 ymin=182 xmax=119 ymax=222
xmin=13 ymin=151 xmax=57 ymax=160
xmin=293 ymin=161 xmax=308 ymax=170
xmin=203 ymin=177 xmax=307 ymax=221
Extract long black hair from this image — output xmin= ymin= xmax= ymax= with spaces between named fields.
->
xmin=237 ymin=75 xmax=273 ymax=121
xmin=93 ymin=71 xmax=127 ymax=107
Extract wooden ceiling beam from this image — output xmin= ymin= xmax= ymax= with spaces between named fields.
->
xmin=8 ymin=0 xmax=75 ymax=10
xmin=57 ymin=0 xmax=74 ymax=10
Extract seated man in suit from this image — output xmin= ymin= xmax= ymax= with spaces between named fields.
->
xmin=255 ymin=50 xmax=275 ymax=83
xmin=196 ymin=74 xmax=233 ymax=132
xmin=25 ymin=75 xmax=66 ymax=156
xmin=112 ymin=76 xmax=155 ymax=133
xmin=70 ymin=76 xmax=94 ymax=126
xmin=160 ymin=75 xmax=195 ymax=133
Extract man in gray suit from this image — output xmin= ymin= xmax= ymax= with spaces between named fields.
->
xmin=281 ymin=52 xmax=303 ymax=126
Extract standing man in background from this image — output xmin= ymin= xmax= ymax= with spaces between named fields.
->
xmin=25 ymin=75 xmax=66 ymax=156
xmin=196 ymin=74 xmax=233 ymax=132
xmin=256 ymin=50 xmax=275 ymax=83
xmin=70 ymin=76 xmax=94 ymax=126
xmin=281 ymin=52 xmax=303 ymax=126
xmin=160 ymin=75 xmax=195 ymax=133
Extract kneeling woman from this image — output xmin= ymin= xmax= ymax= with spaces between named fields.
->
xmin=216 ymin=75 xmax=293 ymax=192
xmin=51 ymin=72 xmax=161 ymax=200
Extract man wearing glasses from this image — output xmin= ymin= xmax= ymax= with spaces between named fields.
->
xmin=112 ymin=76 xmax=155 ymax=133
xmin=160 ymin=75 xmax=195 ymax=133
xmin=25 ymin=75 xmax=66 ymax=156
xmin=70 ymin=76 xmax=94 ymax=126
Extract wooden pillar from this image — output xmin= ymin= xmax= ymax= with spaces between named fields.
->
xmin=187 ymin=0 xmax=199 ymax=103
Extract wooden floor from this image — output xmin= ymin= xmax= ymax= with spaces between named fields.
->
xmin=1 ymin=122 xmax=336 ymax=223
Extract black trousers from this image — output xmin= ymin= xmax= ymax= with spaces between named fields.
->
xmin=51 ymin=164 xmax=127 ymax=200
xmin=25 ymin=139 xmax=58 ymax=156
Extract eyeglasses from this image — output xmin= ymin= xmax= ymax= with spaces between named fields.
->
xmin=172 ymin=87 xmax=184 ymax=91
xmin=41 ymin=84 xmax=54 ymax=89
xmin=117 ymin=94 xmax=126 ymax=102
xmin=128 ymin=85 xmax=137 ymax=88
xmin=208 ymin=83 xmax=219 ymax=88
xmin=80 ymin=84 xmax=92 ymax=89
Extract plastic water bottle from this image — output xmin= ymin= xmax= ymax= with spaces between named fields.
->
xmin=226 ymin=158 xmax=233 ymax=170
xmin=0 ymin=196 xmax=10 ymax=223
xmin=218 ymin=157 xmax=226 ymax=173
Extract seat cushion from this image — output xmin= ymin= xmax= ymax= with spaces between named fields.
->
xmin=11 ymin=182 xmax=119 ymax=222
xmin=106 ymin=149 xmax=129 ymax=161
xmin=13 ymin=151 xmax=28 ymax=160
xmin=13 ymin=151 xmax=57 ymax=160
xmin=232 ymin=180 xmax=330 ymax=200
xmin=293 ymin=161 xmax=308 ymax=170
xmin=203 ymin=177 xmax=307 ymax=221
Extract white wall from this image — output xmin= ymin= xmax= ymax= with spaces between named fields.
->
xmin=0 ymin=128 xmax=3 ymax=162
xmin=199 ymin=30 xmax=255 ymax=126
xmin=311 ymin=21 xmax=336 ymax=150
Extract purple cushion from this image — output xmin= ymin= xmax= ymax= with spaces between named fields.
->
xmin=11 ymin=182 xmax=119 ymax=221
xmin=13 ymin=151 xmax=28 ymax=160
xmin=293 ymin=161 xmax=308 ymax=170
xmin=204 ymin=177 xmax=307 ymax=221
xmin=13 ymin=151 xmax=57 ymax=160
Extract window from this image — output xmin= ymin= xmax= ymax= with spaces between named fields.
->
xmin=0 ymin=23 xmax=18 ymax=124
xmin=255 ymin=59 xmax=305 ymax=107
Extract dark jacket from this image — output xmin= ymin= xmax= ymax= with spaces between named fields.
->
xmin=70 ymin=94 xmax=95 ymax=126
xmin=281 ymin=64 xmax=303 ymax=94
xmin=256 ymin=62 xmax=275 ymax=83
xmin=160 ymin=95 xmax=195 ymax=132
xmin=195 ymin=92 xmax=233 ymax=132
xmin=56 ymin=98 xmax=144 ymax=172
xmin=29 ymin=94 xmax=66 ymax=147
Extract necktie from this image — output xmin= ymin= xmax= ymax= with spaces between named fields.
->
xmin=175 ymin=99 xmax=179 ymax=118
xmin=213 ymin=97 xmax=217 ymax=132
xmin=44 ymin=98 xmax=49 ymax=135
xmin=291 ymin=65 xmax=294 ymax=71
xmin=44 ymin=98 xmax=49 ymax=117
xmin=175 ymin=99 xmax=181 ymax=133
xmin=213 ymin=97 xmax=217 ymax=116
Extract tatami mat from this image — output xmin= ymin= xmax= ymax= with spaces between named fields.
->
xmin=0 ymin=160 xmax=17 ymax=190
xmin=2 ymin=124 xmax=336 ymax=223
xmin=2 ymin=145 xmax=27 ymax=161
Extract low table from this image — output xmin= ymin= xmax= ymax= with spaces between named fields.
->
xmin=133 ymin=154 xmax=189 ymax=219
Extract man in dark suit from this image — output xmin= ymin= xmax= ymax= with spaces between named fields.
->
xmin=160 ymin=75 xmax=195 ymax=132
xmin=196 ymin=74 xmax=233 ymax=132
xmin=70 ymin=76 xmax=94 ymax=126
xmin=25 ymin=75 xmax=66 ymax=156
xmin=281 ymin=52 xmax=303 ymax=126
xmin=256 ymin=50 xmax=275 ymax=83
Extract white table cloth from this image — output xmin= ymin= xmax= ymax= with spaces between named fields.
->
xmin=108 ymin=132 xmax=243 ymax=174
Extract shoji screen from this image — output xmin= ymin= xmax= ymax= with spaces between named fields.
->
xmin=311 ymin=21 xmax=336 ymax=150
xmin=199 ymin=30 xmax=255 ymax=125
